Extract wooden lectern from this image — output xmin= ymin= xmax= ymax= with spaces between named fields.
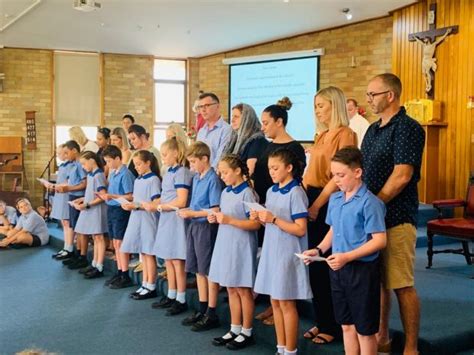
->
xmin=0 ymin=136 xmax=28 ymax=192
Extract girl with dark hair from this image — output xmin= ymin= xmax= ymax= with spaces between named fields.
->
xmin=97 ymin=127 xmax=111 ymax=176
xmin=121 ymin=150 xmax=162 ymax=300
xmin=251 ymin=148 xmax=312 ymax=355
xmin=72 ymin=151 xmax=108 ymax=279
xmin=208 ymin=154 xmax=261 ymax=350
xmin=223 ymin=103 xmax=268 ymax=176
xmin=252 ymin=97 xmax=306 ymax=204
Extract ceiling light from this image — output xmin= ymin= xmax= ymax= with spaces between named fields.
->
xmin=342 ymin=8 xmax=352 ymax=20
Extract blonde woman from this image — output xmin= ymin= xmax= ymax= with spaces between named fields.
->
xmin=110 ymin=127 xmax=132 ymax=164
xmin=69 ymin=126 xmax=99 ymax=153
xmin=302 ymin=86 xmax=357 ymax=345
xmin=166 ymin=123 xmax=188 ymax=148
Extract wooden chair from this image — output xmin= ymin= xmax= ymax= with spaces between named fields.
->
xmin=426 ymin=173 xmax=474 ymax=268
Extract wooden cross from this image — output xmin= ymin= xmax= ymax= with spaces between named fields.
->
xmin=408 ymin=3 xmax=458 ymax=99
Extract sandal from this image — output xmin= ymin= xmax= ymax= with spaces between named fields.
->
xmin=303 ymin=326 xmax=319 ymax=339
xmin=262 ymin=315 xmax=274 ymax=326
xmin=255 ymin=306 xmax=273 ymax=321
xmin=312 ymin=333 xmax=335 ymax=345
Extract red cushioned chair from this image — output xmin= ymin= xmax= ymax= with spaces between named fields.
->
xmin=426 ymin=173 xmax=474 ymax=269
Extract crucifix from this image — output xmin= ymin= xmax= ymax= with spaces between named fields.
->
xmin=408 ymin=3 xmax=458 ymax=99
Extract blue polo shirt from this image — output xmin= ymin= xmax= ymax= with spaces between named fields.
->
xmin=106 ymin=165 xmax=136 ymax=206
xmin=361 ymin=107 xmax=425 ymax=228
xmin=326 ymin=183 xmax=386 ymax=262
xmin=196 ymin=117 xmax=232 ymax=168
xmin=189 ymin=168 xmax=223 ymax=222
xmin=67 ymin=160 xmax=87 ymax=197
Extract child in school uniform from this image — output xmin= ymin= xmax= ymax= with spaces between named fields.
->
xmin=98 ymin=145 xmax=136 ymax=289
xmin=121 ymin=150 xmax=161 ymax=300
xmin=0 ymin=200 xmax=18 ymax=235
xmin=208 ymin=154 xmax=261 ymax=350
xmin=54 ymin=140 xmax=87 ymax=267
xmin=251 ymin=148 xmax=312 ymax=355
xmin=50 ymin=144 xmax=73 ymax=259
xmin=143 ymin=137 xmax=193 ymax=315
xmin=177 ymin=141 xmax=223 ymax=331
xmin=303 ymin=147 xmax=386 ymax=355
xmin=0 ymin=198 xmax=49 ymax=248
xmin=72 ymin=151 xmax=108 ymax=279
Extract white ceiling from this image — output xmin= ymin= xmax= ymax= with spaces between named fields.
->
xmin=0 ymin=0 xmax=415 ymax=58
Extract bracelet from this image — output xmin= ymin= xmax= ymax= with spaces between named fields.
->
xmin=272 ymin=216 xmax=277 ymax=224
xmin=315 ymin=246 xmax=323 ymax=256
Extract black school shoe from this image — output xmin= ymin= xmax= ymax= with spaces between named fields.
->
xmin=52 ymin=249 xmax=67 ymax=259
xmin=104 ymin=273 xmax=121 ymax=286
xmin=61 ymin=254 xmax=78 ymax=265
xmin=151 ymin=296 xmax=174 ymax=309
xmin=181 ymin=312 xmax=204 ymax=326
xmin=212 ymin=332 xmax=238 ymax=346
xmin=226 ymin=333 xmax=256 ymax=350
xmin=109 ymin=275 xmax=134 ymax=289
xmin=166 ymin=301 xmax=188 ymax=316
xmin=191 ymin=314 xmax=220 ymax=332
xmin=67 ymin=257 xmax=89 ymax=270
xmin=132 ymin=288 xmax=157 ymax=300
xmin=79 ymin=265 xmax=95 ymax=275
xmin=84 ymin=268 xmax=104 ymax=279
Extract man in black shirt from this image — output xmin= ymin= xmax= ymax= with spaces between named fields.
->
xmin=361 ymin=73 xmax=425 ymax=355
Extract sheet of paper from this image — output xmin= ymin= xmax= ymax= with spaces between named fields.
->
xmin=164 ymin=205 xmax=179 ymax=211
xmin=67 ymin=201 xmax=76 ymax=207
xmin=294 ymin=253 xmax=326 ymax=262
xmin=36 ymin=177 xmax=54 ymax=187
xmin=201 ymin=208 xmax=216 ymax=215
xmin=113 ymin=197 xmax=131 ymax=205
xmin=243 ymin=201 xmax=267 ymax=212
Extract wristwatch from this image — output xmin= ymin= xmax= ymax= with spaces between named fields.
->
xmin=85 ymin=203 xmax=90 ymax=209
xmin=315 ymin=246 xmax=323 ymax=256
xmin=272 ymin=216 xmax=277 ymax=224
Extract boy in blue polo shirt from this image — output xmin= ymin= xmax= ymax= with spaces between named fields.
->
xmin=99 ymin=145 xmax=136 ymax=289
xmin=303 ymin=146 xmax=386 ymax=355
xmin=178 ymin=141 xmax=223 ymax=332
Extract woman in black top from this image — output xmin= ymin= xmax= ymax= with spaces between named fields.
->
xmin=222 ymin=103 xmax=268 ymax=176
xmin=252 ymin=97 xmax=306 ymax=204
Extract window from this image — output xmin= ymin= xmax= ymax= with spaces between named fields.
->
xmin=153 ymin=59 xmax=186 ymax=149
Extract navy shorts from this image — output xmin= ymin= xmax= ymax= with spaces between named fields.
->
xmin=68 ymin=195 xmax=81 ymax=230
xmin=185 ymin=221 xmax=218 ymax=276
xmin=30 ymin=234 xmax=42 ymax=247
xmin=107 ymin=205 xmax=130 ymax=240
xmin=329 ymin=258 xmax=380 ymax=336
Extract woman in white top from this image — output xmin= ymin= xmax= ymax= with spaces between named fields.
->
xmin=69 ymin=126 xmax=99 ymax=153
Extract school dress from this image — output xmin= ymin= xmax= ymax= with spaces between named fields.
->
xmin=208 ymin=182 xmax=259 ymax=288
xmin=74 ymin=169 xmax=108 ymax=235
xmin=153 ymin=166 xmax=192 ymax=260
xmin=50 ymin=161 xmax=71 ymax=221
xmin=121 ymin=172 xmax=161 ymax=255
xmin=253 ymin=180 xmax=313 ymax=300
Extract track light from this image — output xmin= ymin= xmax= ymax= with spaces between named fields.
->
xmin=342 ymin=8 xmax=352 ymax=20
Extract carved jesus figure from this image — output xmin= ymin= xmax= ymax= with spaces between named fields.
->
xmin=414 ymin=28 xmax=452 ymax=93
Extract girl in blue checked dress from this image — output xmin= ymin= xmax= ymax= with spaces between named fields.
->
xmin=73 ymin=151 xmax=108 ymax=279
xmin=121 ymin=150 xmax=161 ymax=300
xmin=143 ymin=138 xmax=193 ymax=315
xmin=208 ymin=154 xmax=261 ymax=350
xmin=251 ymin=148 xmax=312 ymax=355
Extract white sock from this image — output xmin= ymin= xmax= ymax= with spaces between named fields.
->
xmin=230 ymin=324 xmax=242 ymax=336
xmin=92 ymin=260 xmax=97 ymax=268
xmin=176 ymin=291 xmax=186 ymax=304
xmin=277 ymin=345 xmax=285 ymax=354
xmin=147 ymin=282 xmax=156 ymax=291
xmin=284 ymin=348 xmax=297 ymax=354
xmin=241 ymin=327 xmax=252 ymax=337
xmin=96 ymin=263 xmax=103 ymax=272
xmin=139 ymin=288 xmax=150 ymax=295
xmin=167 ymin=289 xmax=177 ymax=300
xmin=135 ymin=286 xmax=144 ymax=293
xmin=65 ymin=244 xmax=73 ymax=252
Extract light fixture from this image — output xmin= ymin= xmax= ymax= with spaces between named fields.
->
xmin=342 ymin=8 xmax=352 ymax=20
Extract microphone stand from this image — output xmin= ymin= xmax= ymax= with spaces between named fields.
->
xmin=39 ymin=154 xmax=57 ymax=221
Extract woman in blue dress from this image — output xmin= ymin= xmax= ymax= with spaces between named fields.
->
xmin=208 ymin=154 xmax=261 ymax=350
xmin=73 ymin=151 xmax=108 ymax=279
xmin=252 ymin=148 xmax=312 ymax=355
xmin=121 ymin=150 xmax=161 ymax=300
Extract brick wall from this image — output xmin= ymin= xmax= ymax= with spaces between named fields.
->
xmin=0 ymin=48 xmax=53 ymax=206
xmin=195 ymin=17 xmax=393 ymax=123
xmin=103 ymin=54 xmax=154 ymax=132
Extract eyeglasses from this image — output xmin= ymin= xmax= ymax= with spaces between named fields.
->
xmin=197 ymin=102 xmax=218 ymax=110
xmin=366 ymin=91 xmax=390 ymax=101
